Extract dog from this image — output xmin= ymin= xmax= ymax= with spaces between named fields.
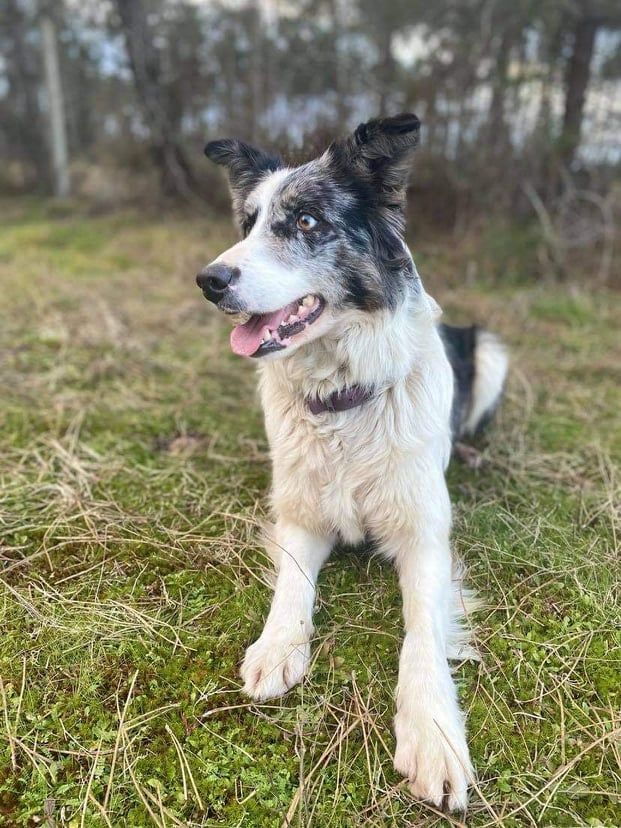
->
xmin=196 ymin=114 xmax=508 ymax=811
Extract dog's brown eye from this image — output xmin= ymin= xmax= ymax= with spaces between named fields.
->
xmin=297 ymin=213 xmax=317 ymax=232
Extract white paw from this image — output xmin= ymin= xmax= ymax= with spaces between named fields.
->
xmin=394 ymin=704 xmax=473 ymax=812
xmin=240 ymin=629 xmax=310 ymax=701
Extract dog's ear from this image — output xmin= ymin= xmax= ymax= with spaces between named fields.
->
xmin=329 ymin=113 xmax=420 ymax=197
xmin=205 ymin=139 xmax=282 ymax=212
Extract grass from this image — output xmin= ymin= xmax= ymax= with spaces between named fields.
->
xmin=0 ymin=199 xmax=619 ymax=827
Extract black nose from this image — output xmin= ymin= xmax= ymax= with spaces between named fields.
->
xmin=196 ymin=263 xmax=240 ymax=303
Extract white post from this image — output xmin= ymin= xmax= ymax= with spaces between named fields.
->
xmin=41 ymin=13 xmax=70 ymax=198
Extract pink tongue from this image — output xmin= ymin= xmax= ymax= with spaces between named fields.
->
xmin=230 ymin=303 xmax=297 ymax=357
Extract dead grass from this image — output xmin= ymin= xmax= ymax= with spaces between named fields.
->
xmin=0 ymin=200 xmax=619 ymax=826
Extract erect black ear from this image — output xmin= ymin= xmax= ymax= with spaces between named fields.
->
xmin=205 ymin=138 xmax=282 ymax=212
xmin=329 ymin=113 xmax=420 ymax=197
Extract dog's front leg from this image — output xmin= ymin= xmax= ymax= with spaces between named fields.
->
xmin=240 ymin=521 xmax=334 ymax=701
xmin=387 ymin=485 xmax=473 ymax=811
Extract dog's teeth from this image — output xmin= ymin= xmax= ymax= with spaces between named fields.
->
xmin=297 ymin=305 xmax=305 ymax=316
xmin=288 ymin=315 xmax=299 ymax=324
xmin=302 ymin=295 xmax=314 ymax=307
xmin=262 ymin=330 xmax=272 ymax=343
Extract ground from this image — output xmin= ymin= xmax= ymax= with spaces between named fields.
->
xmin=0 ymin=200 xmax=619 ymax=827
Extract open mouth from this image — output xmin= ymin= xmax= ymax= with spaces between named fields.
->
xmin=229 ymin=295 xmax=325 ymax=358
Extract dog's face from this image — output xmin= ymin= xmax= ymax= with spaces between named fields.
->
xmin=197 ymin=114 xmax=421 ymax=359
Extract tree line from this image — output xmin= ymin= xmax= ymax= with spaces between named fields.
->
xmin=1 ymin=0 xmax=620 ymax=220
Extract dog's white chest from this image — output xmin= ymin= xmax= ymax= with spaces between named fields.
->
xmin=266 ymin=410 xmax=368 ymax=542
xmin=259 ymin=324 xmax=454 ymax=545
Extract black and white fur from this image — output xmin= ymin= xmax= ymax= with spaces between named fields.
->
xmin=197 ymin=114 xmax=508 ymax=811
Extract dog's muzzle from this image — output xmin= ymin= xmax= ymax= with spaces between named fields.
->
xmin=196 ymin=263 xmax=240 ymax=304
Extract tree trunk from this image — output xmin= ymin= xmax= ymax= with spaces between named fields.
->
xmin=40 ymin=14 xmax=70 ymax=197
xmin=327 ymin=0 xmax=348 ymax=127
xmin=113 ymin=0 xmax=198 ymax=200
xmin=5 ymin=0 xmax=49 ymax=190
xmin=560 ymin=15 xmax=598 ymax=169
xmin=249 ymin=3 xmax=264 ymax=144
xmin=486 ymin=27 xmax=513 ymax=154
xmin=533 ymin=23 xmax=563 ymax=201
xmin=376 ymin=24 xmax=394 ymax=117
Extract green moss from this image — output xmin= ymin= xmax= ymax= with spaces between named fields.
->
xmin=530 ymin=294 xmax=597 ymax=327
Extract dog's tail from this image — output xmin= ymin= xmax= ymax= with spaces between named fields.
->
xmin=439 ymin=324 xmax=508 ymax=440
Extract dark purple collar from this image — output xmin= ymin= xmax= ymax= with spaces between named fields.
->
xmin=306 ymin=385 xmax=375 ymax=415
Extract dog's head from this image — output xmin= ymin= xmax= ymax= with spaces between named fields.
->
xmin=197 ymin=114 xmax=420 ymax=359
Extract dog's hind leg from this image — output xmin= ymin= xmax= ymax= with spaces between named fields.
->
xmin=240 ymin=521 xmax=334 ymax=701
xmin=384 ymin=471 xmax=474 ymax=812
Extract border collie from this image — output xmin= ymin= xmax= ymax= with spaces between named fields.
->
xmin=196 ymin=114 xmax=508 ymax=811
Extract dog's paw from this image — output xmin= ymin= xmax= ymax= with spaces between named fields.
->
xmin=240 ymin=630 xmax=310 ymax=701
xmin=394 ymin=704 xmax=473 ymax=812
